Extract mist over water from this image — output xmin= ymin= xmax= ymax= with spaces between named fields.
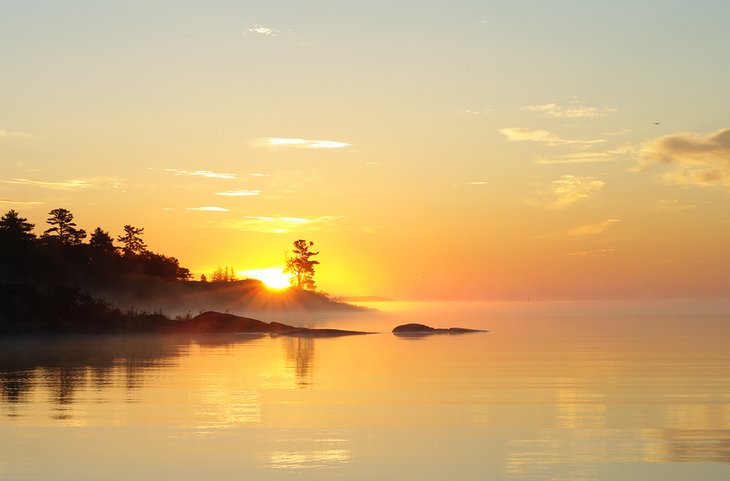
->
xmin=2 ymin=301 xmax=730 ymax=480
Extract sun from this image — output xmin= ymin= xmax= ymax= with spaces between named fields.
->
xmin=239 ymin=267 xmax=292 ymax=289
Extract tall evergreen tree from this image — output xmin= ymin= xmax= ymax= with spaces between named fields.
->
xmin=117 ymin=225 xmax=147 ymax=255
xmin=0 ymin=210 xmax=36 ymax=241
xmin=89 ymin=227 xmax=115 ymax=253
xmin=43 ymin=208 xmax=81 ymax=244
xmin=284 ymin=239 xmax=319 ymax=291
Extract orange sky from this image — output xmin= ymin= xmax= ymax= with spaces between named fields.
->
xmin=2 ymin=1 xmax=730 ymax=299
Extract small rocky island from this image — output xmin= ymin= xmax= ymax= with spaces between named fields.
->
xmin=179 ymin=311 xmax=371 ymax=337
xmin=392 ymin=323 xmax=487 ymax=336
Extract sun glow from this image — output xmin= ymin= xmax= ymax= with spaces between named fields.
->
xmin=240 ymin=268 xmax=292 ymax=289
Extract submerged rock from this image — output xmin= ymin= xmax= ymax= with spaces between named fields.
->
xmin=392 ymin=323 xmax=487 ymax=336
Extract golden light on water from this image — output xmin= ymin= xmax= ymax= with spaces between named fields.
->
xmin=240 ymin=268 xmax=292 ymax=289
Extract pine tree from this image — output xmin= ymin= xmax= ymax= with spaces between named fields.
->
xmin=117 ymin=225 xmax=147 ymax=255
xmin=284 ymin=239 xmax=319 ymax=290
xmin=43 ymin=208 xmax=82 ymax=244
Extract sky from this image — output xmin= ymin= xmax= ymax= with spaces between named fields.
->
xmin=2 ymin=0 xmax=730 ymax=300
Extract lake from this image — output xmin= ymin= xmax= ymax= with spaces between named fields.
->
xmin=1 ymin=300 xmax=730 ymax=480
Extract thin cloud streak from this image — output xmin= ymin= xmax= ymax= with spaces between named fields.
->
xmin=499 ymin=128 xmax=606 ymax=146
xmin=0 ymin=199 xmax=44 ymax=205
xmin=254 ymin=138 xmax=352 ymax=149
xmin=215 ymin=189 xmax=261 ymax=197
xmin=569 ymin=249 xmax=616 ymax=257
xmin=187 ymin=206 xmax=229 ymax=212
xmin=165 ymin=169 xmax=237 ymax=180
xmin=456 ymin=108 xmax=492 ymax=117
xmin=2 ymin=178 xmax=91 ymax=189
xmin=0 ymin=130 xmax=35 ymax=139
xmin=536 ymin=152 xmax=614 ymax=165
xmin=523 ymin=102 xmax=616 ymax=119
xmin=653 ymin=199 xmax=696 ymax=213
xmin=211 ymin=215 xmax=340 ymax=234
xmin=568 ymin=219 xmax=621 ymax=237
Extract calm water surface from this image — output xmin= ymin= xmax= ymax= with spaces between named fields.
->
xmin=1 ymin=301 xmax=730 ymax=480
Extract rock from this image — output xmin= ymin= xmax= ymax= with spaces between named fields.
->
xmin=392 ymin=323 xmax=487 ymax=336
xmin=178 ymin=311 xmax=371 ymax=337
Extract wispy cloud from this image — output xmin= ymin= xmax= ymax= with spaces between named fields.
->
xmin=456 ymin=108 xmax=492 ymax=118
xmin=523 ymin=102 xmax=616 ymax=119
xmin=536 ymin=152 xmax=614 ymax=165
xmin=639 ymin=128 xmax=730 ymax=188
xmin=568 ymin=249 xmax=616 ymax=257
xmin=187 ymin=206 xmax=229 ymax=212
xmin=0 ymin=199 xmax=44 ymax=205
xmin=254 ymin=137 xmax=352 ymax=149
xmin=466 ymin=181 xmax=488 ymax=185
xmin=499 ymin=128 xmax=605 ymax=146
xmin=528 ymin=175 xmax=605 ymax=210
xmin=0 ymin=130 xmax=35 ymax=139
xmin=165 ymin=169 xmax=237 ymax=180
xmin=248 ymin=173 xmax=271 ymax=177
xmin=568 ymin=219 xmax=620 ymax=237
xmin=247 ymin=24 xmax=278 ymax=36
xmin=2 ymin=178 xmax=91 ymax=189
xmin=211 ymin=215 xmax=339 ymax=234
xmin=215 ymin=189 xmax=261 ymax=197
xmin=653 ymin=199 xmax=696 ymax=213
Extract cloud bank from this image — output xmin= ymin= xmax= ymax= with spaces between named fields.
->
xmin=640 ymin=129 xmax=730 ymax=188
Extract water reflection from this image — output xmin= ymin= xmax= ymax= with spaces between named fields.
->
xmin=269 ymin=432 xmax=351 ymax=470
xmin=0 ymin=369 xmax=34 ymax=404
xmin=282 ymin=336 xmax=315 ymax=386
xmin=648 ymin=429 xmax=730 ymax=463
xmin=2 ymin=302 xmax=730 ymax=481
xmin=0 ymin=335 xmax=182 ymax=412
xmin=0 ymin=333 xmax=328 ymax=423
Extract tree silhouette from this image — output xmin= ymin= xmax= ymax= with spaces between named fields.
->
xmin=117 ymin=225 xmax=147 ymax=255
xmin=0 ymin=210 xmax=36 ymax=282
xmin=0 ymin=210 xmax=35 ymax=242
xmin=70 ymin=228 xmax=87 ymax=245
xmin=43 ymin=208 xmax=82 ymax=244
xmin=89 ymin=227 xmax=115 ymax=254
xmin=284 ymin=239 xmax=319 ymax=290
xmin=211 ymin=266 xmax=237 ymax=282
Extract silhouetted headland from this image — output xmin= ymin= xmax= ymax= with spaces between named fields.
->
xmin=392 ymin=323 xmax=487 ymax=336
xmin=0 ymin=208 xmax=366 ymax=336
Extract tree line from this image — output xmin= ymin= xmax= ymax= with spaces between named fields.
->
xmin=0 ymin=208 xmax=191 ymax=287
xmin=1 ymin=208 xmax=322 ymax=291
